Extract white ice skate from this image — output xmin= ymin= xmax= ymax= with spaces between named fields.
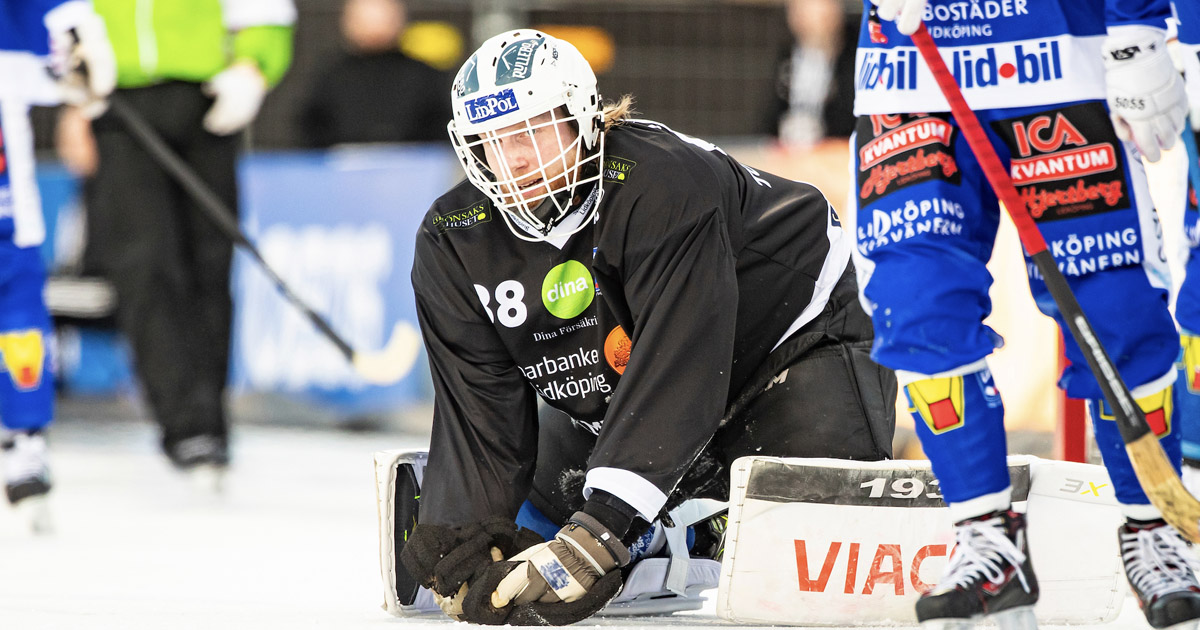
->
xmin=3 ymin=431 xmax=53 ymax=534
xmin=1120 ymin=519 xmax=1200 ymax=630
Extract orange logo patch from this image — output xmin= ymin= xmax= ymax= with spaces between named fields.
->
xmin=1182 ymin=334 xmax=1200 ymax=393
xmin=604 ymin=326 xmax=631 ymax=375
xmin=1097 ymin=387 xmax=1173 ymax=438
xmin=906 ymin=375 xmax=965 ymax=434
xmin=0 ymin=329 xmax=45 ymax=391
xmin=1137 ymin=386 xmax=1172 ymax=438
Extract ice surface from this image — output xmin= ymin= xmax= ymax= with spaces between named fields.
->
xmin=0 ymin=417 xmax=1159 ymax=629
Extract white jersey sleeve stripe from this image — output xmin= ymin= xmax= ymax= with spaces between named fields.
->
xmin=583 ymin=467 xmax=668 ymax=522
xmin=1 ymin=100 xmax=46 ymax=248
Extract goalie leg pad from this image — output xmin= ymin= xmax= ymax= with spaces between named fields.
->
xmin=374 ymin=449 xmax=429 ymax=614
xmin=717 ymin=455 xmax=1124 ymax=626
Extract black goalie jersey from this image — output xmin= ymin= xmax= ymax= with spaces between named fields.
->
xmin=412 ymin=120 xmax=850 ymax=526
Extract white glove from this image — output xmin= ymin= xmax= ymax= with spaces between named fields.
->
xmin=202 ymin=61 xmax=267 ymax=136
xmin=871 ymin=0 xmax=927 ymax=36
xmin=1103 ymin=26 xmax=1188 ymax=162
xmin=44 ymin=1 xmax=116 ymax=117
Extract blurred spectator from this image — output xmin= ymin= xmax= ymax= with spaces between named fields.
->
xmin=764 ymin=0 xmax=859 ymax=148
xmin=55 ymin=0 xmax=296 ymax=485
xmin=297 ymin=0 xmax=453 ymax=148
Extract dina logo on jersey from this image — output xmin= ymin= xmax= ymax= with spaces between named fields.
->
xmin=497 ymin=37 xmax=544 ymax=85
xmin=857 ymin=50 xmax=918 ymax=91
xmin=464 ymin=89 xmax=520 ymax=123
xmin=543 ymin=260 xmax=594 ymax=319
xmin=432 ymin=202 xmax=492 ymax=232
xmin=951 ymin=41 xmax=1063 ymax=88
xmin=603 ymin=156 xmax=637 ymax=183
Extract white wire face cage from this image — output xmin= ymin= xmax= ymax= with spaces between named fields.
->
xmin=448 ymin=30 xmax=605 ymax=241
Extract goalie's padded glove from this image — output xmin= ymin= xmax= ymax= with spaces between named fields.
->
xmin=458 ymin=511 xmax=632 ymax=625
xmin=399 ymin=516 xmax=544 ymax=598
xmin=1104 ymin=25 xmax=1188 ymax=163
xmin=461 ymin=562 xmax=624 ymax=626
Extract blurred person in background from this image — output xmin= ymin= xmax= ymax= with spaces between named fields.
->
xmin=297 ymin=0 xmax=452 ymax=148
xmin=55 ymin=0 xmax=295 ymax=486
xmin=764 ymin=0 xmax=859 ymax=149
xmin=0 ymin=0 xmax=114 ymax=530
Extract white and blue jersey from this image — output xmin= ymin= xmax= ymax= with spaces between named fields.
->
xmin=849 ymin=0 xmax=1181 ymax=515
xmin=854 ymin=0 xmax=1170 ymax=115
xmin=0 ymin=0 xmax=78 ymax=248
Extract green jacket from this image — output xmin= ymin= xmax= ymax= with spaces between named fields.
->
xmin=92 ymin=0 xmax=295 ymax=88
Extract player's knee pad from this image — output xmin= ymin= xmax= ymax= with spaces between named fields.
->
xmin=1088 ymin=372 xmax=1181 ymax=508
xmin=0 ymin=328 xmax=47 ymax=392
xmin=374 ymin=448 xmax=432 ymax=615
xmin=900 ymin=361 xmax=1008 ymax=504
xmin=716 ymin=456 xmax=1123 ymax=626
xmin=0 ymin=328 xmax=53 ymax=431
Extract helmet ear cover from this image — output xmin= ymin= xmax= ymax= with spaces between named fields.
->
xmin=447 ymin=30 xmax=605 ymax=241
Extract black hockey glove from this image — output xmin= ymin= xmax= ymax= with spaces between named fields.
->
xmin=459 ymin=511 xmax=631 ymax=626
xmin=399 ymin=516 xmax=543 ymax=619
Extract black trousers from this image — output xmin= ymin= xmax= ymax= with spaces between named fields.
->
xmin=87 ymin=82 xmax=239 ymax=454
xmin=530 ymin=263 xmax=898 ymax=525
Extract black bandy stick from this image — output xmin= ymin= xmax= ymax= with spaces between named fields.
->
xmin=107 ymin=95 xmax=420 ymax=385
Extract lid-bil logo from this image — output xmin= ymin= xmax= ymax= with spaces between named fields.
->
xmin=464 ymin=89 xmax=520 ymax=123
xmin=432 ymin=203 xmax=491 ymax=232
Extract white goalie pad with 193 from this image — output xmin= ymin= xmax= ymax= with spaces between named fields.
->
xmin=717 ymin=455 xmax=1124 ymax=626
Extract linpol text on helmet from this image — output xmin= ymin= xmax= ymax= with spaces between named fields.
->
xmin=464 ymin=88 xmax=520 ymax=123
xmin=497 ymin=36 xmax=545 ymax=85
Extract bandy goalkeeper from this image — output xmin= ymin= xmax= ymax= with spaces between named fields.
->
xmin=397 ymin=28 xmax=898 ymax=627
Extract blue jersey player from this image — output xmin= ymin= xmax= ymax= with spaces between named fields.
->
xmin=1169 ymin=0 xmax=1200 ymax=501
xmin=0 ymin=0 xmax=112 ymax=532
xmin=857 ymin=1 xmax=1196 ymax=629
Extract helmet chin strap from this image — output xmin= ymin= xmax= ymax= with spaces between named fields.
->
xmin=529 ymin=159 xmax=602 ymax=235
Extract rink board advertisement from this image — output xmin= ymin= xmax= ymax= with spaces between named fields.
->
xmin=38 ymin=149 xmax=459 ymax=407
xmin=231 ymin=146 xmax=459 ymax=413
xmin=717 ymin=456 xmax=1125 ymax=626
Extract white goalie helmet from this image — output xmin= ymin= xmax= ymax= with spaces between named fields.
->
xmin=448 ymin=30 xmax=605 ymax=241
